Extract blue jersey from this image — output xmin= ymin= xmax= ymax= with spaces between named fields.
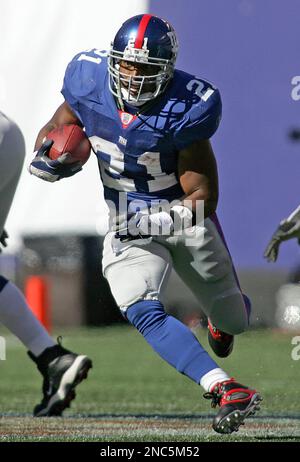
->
xmin=61 ymin=49 xmax=222 ymax=214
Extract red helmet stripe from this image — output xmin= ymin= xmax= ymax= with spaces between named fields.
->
xmin=134 ymin=14 xmax=152 ymax=49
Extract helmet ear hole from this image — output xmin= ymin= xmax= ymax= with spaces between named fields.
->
xmin=108 ymin=14 xmax=178 ymax=105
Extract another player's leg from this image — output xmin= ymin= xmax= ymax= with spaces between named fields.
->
xmin=103 ymin=233 xmax=262 ymax=434
xmin=0 ymin=114 xmax=92 ymax=415
xmin=0 ymin=274 xmax=93 ymax=416
xmin=28 ymin=336 xmax=92 ymax=417
xmin=0 ymin=112 xmax=25 ymax=234
xmin=0 ymin=275 xmax=93 ymax=417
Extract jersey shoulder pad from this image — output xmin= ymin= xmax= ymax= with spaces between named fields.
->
xmin=170 ymin=70 xmax=222 ymax=150
xmin=61 ymin=49 xmax=108 ymax=107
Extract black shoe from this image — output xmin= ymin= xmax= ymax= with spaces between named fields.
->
xmin=204 ymin=378 xmax=262 ymax=434
xmin=207 ymin=319 xmax=234 ymax=358
xmin=28 ymin=338 xmax=92 ymax=416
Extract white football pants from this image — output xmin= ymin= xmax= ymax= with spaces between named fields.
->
xmin=102 ymin=214 xmax=249 ymax=335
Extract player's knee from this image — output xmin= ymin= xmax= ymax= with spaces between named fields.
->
xmin=210 ymin=292 xmax=250 ymax=335
xmin=105 ymin=267 xmax=149 ymax=313
xmin=227 ymin=321 xmax=247 ymax=335
xmin=126 ymin=300 xmax=166 ymax=335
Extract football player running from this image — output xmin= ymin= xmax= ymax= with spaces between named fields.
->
xmin=0 ymin=111 xmax=92 ymax=416
xmin=29 ymin=14 xmax=262 ymax=433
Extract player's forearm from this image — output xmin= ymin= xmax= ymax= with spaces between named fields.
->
xmin=178 ymin=140 xmax=219 ymax=218
xmin=34 ymin=102 xmax=82 ymax=151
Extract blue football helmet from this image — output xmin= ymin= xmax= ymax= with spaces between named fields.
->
xmin=108 ymin=14 xmax=179 ymax=106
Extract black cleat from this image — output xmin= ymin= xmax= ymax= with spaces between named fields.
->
xmin=28 ymin=338 xmax=92 ymax=417
xmin=204 ymin=378 xmax=262 ymax=434
xmin=207 ymin=319 xmax=234 ymax=358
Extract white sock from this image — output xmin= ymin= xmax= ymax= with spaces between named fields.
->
xmin=200 ymin=368 xmax=231 ymax=392
xmin=0 ymin=280 xmax=55 ymax=356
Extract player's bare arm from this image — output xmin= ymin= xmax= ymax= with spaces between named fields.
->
xmin=34 ymin=101 xmax=81 ymax=150
xmin=178 ymin=139 xmax=219 ymax=218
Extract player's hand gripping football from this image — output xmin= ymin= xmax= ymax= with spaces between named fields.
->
xmin=264 ymin=218 xmax=300 ymax=262
xmin=28 ymin=139 xmax=82 ymax=182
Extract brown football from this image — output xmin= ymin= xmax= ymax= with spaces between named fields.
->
xmin=46 ymin=124 xmax=91 ymax=165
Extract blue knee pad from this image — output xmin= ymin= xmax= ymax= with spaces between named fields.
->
xmin=126 ymin=300 xmax=219 ymax=384
xmin=0 ymin=276 xmax=8 ymax=293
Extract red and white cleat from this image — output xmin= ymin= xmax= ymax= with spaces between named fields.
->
xmin=204 ymin=378 xmax=262 ymax=434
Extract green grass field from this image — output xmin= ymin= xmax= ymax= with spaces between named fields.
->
xmin=0 ymin=325 xmax=299 ymax=442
